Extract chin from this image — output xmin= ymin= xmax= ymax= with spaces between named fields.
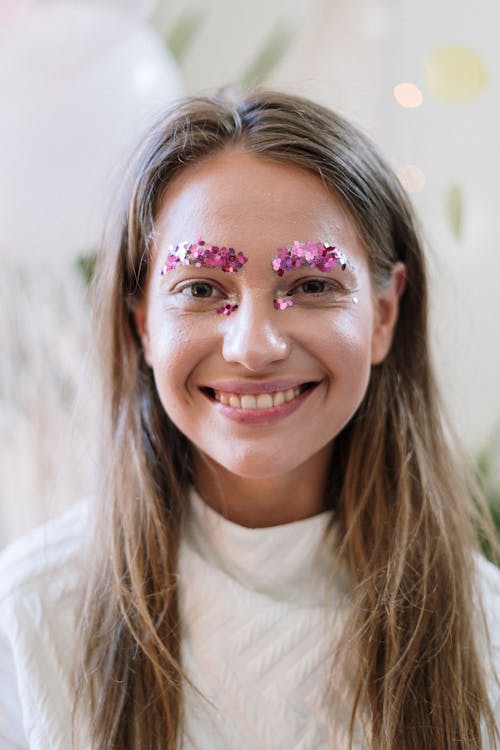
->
xmin=217 ymin=447 xmax=326 ymax=480
xmin=202 ymin=449 xmax=303 ymax=482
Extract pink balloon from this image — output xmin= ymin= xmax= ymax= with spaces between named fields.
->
xmin=0 ymin=0 xmax=35 ymax=31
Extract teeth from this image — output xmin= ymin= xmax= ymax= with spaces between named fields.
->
xmin=257 ymin=393 xmax=273 ymax=409
xmin=212 ymin=386 xmax=307 ymax=410
xmin=241 ymin=394 xmax=257 ymax=409
xmin=273 ymin=391 xmax=285 ymax=407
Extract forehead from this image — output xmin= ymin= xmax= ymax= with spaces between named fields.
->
xmin=153 ymin=149 xmax=366 ymax=264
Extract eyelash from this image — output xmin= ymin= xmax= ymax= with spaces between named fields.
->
xmin=178 ymin=281 xmax=224 ymax=299
xmin=289 ymin=279 xmax=341 ymax=296
xmin=174 ymin=277 xmax=346 ymax=304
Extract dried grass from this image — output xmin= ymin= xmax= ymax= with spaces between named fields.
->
xmin=0 ymin=255 xmax=98 ymax=547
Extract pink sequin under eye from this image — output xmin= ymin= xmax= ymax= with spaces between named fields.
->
xmin=273 ymin=298 xmax=294 ymax=310
xmin=216 ymin=303 xmax=239 ymax=316
xmin=272 ymin=241 xmax=350 ymax=277
xmin=160 ymin=237 xmax=248 ymax=275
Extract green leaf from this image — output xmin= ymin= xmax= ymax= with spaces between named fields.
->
xmin=76 ymin=252 xmax=97 ymax=287
xmin=164 ymin=10 xmax=205 ymax=63
xmin=240 ymin=24 xmax=295 ymax=87
xmin=445 ymin=183 xmax=463 ymax=239
xmin=473 ymin=424 xmax=500 ymax=563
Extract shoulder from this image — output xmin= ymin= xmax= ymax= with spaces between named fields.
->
xmin=474 ymin=555 xmax=500 ymax=725
xmin=0 ymin=500 xmax=91 ymax=749
xmin=475 ymin=554 xmax=500 ymax=636
xmin=0 ymin=499 xmax=90 ymax=650
xmin=474 ymin=555 xmax=500 ymax=662
xmin=0 ymin=499 xmax=89 ymax=613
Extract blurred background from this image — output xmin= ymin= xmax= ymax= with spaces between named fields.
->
xmin=1 ymin=0 xmax=499 ymax=548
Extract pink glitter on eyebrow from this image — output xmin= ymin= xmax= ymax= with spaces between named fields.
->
xmin=272 ymin=240 xmax=351 ymax=277
xmin=160 ymin=237 xmax=248 ymax=275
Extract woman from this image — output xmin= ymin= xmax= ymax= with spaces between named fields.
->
xmin=0 ymin=89 xmax=499 ymax=749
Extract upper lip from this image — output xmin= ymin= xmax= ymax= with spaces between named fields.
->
xmin=200 ymin=378 xmax=320 ymax=394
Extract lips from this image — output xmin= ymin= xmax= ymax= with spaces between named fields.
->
xmin=202 ymin=382 xmax=317 ymax=411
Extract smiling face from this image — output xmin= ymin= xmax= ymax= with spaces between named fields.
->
xmin=135 ymin=149 xmax=404 ymax=489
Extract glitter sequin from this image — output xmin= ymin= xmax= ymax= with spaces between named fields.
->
xmin=216 ymin=303 xmax=239 ymax=316
xmin=161 ymin=237 xmax=248 ymax=275
xmin=272 ymin=241 xmax=351 ymax=277
xmin=273 ymin=297 xmax=294 ymax=310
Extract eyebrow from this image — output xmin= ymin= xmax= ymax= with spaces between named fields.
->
xmin=159 ymin=238 xmax=356 ymax=277
xmin=271 ymin=241 xmax=355 ymax=276
xmin=160 ymin=238 xmax=248 ymax=275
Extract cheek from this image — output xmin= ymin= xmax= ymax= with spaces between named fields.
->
xmin=308 ymin=310 xmax=374 ymax=420
xmin=310 ymin=308 xmax=374 ymax=368
xmin=146 ymin=312 xmax=212 ymax=402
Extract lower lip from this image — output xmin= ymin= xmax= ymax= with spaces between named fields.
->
xmin=203 ymin=386 xmax=318 ymax=424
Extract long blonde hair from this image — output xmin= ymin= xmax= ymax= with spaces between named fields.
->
xmin=74 ymin=90 xmax=499 ymax=748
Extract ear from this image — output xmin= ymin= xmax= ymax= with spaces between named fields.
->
xmin=370 ymin=262 xmax=407 ymax=365
xmin=133 ymin=298 xmax=153 ymax=367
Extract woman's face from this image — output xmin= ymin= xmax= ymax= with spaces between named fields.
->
xmin=135 ymin=149 xmax=404 ymax=483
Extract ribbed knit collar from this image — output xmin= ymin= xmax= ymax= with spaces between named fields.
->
xmin=183 ymin=488 xmax=345 ymax=606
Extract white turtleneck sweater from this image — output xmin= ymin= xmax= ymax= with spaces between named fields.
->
xmin=179 ymin=491 xmax=356 ymax=749
xmin=0 ymin=493 xmax=499 ymax=749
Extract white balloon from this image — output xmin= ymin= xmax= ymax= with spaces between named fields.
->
xmin=0 ymin=2 xmax=183 ymax=262
xmin=69 ymin=0 xmax=159 ymax=24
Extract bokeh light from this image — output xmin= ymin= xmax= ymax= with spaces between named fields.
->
xmin=424 ymin=44 xmax=487 ymax=104
xmin=396 ymin=164 xmax=426 ymax=193
xmin=394 ymin=82 xmax=423 ymax=108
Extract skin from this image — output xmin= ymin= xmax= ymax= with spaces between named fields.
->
xmin=135 ymin=149 xmax=406 ymax=528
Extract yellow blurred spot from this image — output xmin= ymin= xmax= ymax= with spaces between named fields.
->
xmin=396 ymin=165 xmax=425 ymax=193
xmin=424 ymin=45 xmax=487 ymax=104
xmin=394 ymin=82 xmax=423 ymax=108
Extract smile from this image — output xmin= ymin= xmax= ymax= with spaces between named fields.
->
xmin=203 ymin=382 xmax=317 ymax=411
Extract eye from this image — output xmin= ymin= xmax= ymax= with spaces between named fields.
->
xmin=292 ymin=279 xmax=338 ymax=295
xmin=296 ymin=279 xmax=329 ymax=294
xmin=180 ymin=281 xmax=223 ymax=298
xmin=285 ymin=277 xmax=351 ymax=307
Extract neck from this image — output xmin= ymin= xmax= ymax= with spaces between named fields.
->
xmin=194 ymin=446 xmax=332 ymax=528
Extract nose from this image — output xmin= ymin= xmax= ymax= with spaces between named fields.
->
xmin=221 ymin=296 xmax=291 ymax=371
